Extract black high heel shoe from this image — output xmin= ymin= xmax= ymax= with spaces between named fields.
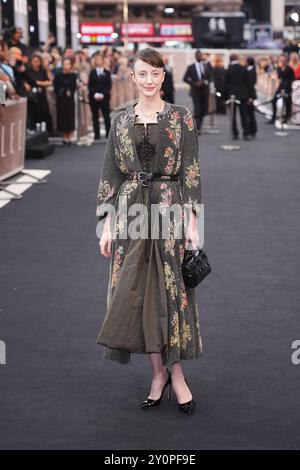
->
xmin=176 ymin=379 xmax=196 ymax=415
xmin=139 ymin=370 xmax=172 ymax=409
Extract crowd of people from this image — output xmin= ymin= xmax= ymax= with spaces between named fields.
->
xmin=183 ymin=50 xmax=259 ymax=139
xmin=0 ymin=27 xmax=141 ymax=144
xmin=184 ymin=43 xmax=300 ymax=138
xmin=0 ymin=26 xmax=300 ymax=145
xmin=256 ymin=50 xmax=300 ymax=126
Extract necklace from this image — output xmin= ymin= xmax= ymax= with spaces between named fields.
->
xmin=135 ymin=100 xmax=164 ymax=119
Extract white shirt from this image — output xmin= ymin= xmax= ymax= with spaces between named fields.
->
xmin=96 ymin=67 xmax=104 ymax=76
xmin=94 ymin=68 xmax=105 ymax=99
xmin=195 ymin=61 xmax=204 ymax=80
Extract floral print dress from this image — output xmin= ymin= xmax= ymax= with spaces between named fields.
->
xmin=96 ymin=100 xmax=203 ymax=367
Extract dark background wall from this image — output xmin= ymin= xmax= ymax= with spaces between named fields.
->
xmin=243 ymin=0 xmax=271 ymax=23
xmin=1 ymin=0 xmax=14 ymax=30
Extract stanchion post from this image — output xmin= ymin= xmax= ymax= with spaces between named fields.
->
xmin=275 ymin=89 xmax=290 ymax=138
xmin=220 ymin=95 xmax=241 ymax=151
xmin=76 ymin=78 xmax=81 ymax=145
xmin=205 ymin=83 xmax=220 ymax=135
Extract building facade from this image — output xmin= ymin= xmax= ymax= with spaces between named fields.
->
xmin=77 ymin=0 xmax=299 ymax=46
xmin=1 ymin=0 xmax=299 ymax=49
xmin=0 ymin=0 xmax=80 ymax=49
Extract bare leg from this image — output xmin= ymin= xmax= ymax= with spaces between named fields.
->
xmin=170 ymin=361 xmax=193 ymax=404
xmin=147 ymin=353 xmax=169 ymax=400
xmin=62 ymin=131 xmax=72 ymax=142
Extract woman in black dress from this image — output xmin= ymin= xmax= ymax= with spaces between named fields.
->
xmin=26 ymin=54 xmax=53 ymax=132
xmin=54 ymin=58 xmax=77 ymax=145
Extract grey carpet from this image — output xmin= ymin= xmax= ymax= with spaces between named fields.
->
xmin=0 ymin=92 xmax=300 ymax=450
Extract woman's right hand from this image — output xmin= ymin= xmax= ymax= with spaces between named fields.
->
xmin=99 ymin=230 xmax=112 ymax=257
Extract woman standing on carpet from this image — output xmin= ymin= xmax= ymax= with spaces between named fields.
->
xmin=27 ymin=54 xmax=53 ymax=133
xmin=96 ymin=48 xmax=203 ymax=415
xmin=54 ymin=58 xmax=77 ymax=145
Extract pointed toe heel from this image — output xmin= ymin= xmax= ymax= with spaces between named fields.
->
xmin=139 ymin=371 xmax=172 ymax=409
xmin=177 ymin=379 xmax=196 ymax=415
xmin=178 ymin=397 xmax=196 ymax=415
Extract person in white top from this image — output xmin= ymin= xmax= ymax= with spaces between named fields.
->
xmin=88 ymin=54 xmax=112 ymax=140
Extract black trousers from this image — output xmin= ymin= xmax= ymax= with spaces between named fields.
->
xmin=247 ymin=103 xmax=257 ymax=136
xmin=231 ymin=101 xmax=250 ymax=137
xmin=216 ymin=95 xmax=226 ymax=114
xmin=192 ymin=88 xmax=209 ymax=130
xmin=90 ymin=99 xmax=111 ymax=139
xmin=272 ymin=90 xmax=292 ymax=123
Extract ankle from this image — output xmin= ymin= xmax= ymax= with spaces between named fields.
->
xmin=153 ymin=368 xmax=168 ymax=381
xmin=172 ymin=374 xmax=187 ymax=387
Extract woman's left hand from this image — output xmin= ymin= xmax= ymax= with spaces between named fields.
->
xmin=185 ymin=215 xmax=200 ymax=250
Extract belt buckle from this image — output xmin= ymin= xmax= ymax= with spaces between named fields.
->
xmin=137 ymin=171 xmax=149 ymax=182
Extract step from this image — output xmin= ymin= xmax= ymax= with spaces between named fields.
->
xmin=26 ymin=143 xmax=55 ymax=159
xmin=26 ymin=130 xmax=49 ymax=147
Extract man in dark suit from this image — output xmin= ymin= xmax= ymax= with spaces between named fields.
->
xmin=268 ymin=55 xmax=295 ymax=125
xmin=225 ymin=54 xmax=252 ymax=140
xmin=88 ymin=53 xmax=112 ymax=140
xmin=161 ymin=57 xmax=175 ymax=104
xmin=183 ymin=49 xmax=213 ymax=134
xmin=246 ymin=57 xmax=258 ymax=138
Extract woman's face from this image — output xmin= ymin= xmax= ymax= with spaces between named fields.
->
xmin=31 ymin=56 xmax=42 ymax=70
xmin=75 ymin=53 xmax=83 ymax=65
xmin=131 ymin=59 xmax=165 ymax=98
xmin=94 ymin=55 xmax=104 ymax=68
xmin=63 ymin=59 xmax=72 ymax=73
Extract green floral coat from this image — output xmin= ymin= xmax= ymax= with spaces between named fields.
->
xmin=96 ymin=100 xmax=203 ymax=366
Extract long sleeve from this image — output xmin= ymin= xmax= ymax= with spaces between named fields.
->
xmin=180 ymin=107 xmax=202 ymax=219
xmin=183 ymin=65 xmax=197 ymax=89
xmin=71 ymin=74 xmax=77 ymax=94
xmin=53 ymin=73 xmax=60 ymax=95
xmin=23 ymin=69 xmax=37 ymax=88
xmin=96 ymin=117 xmax=126 ymax=221
xmin=205 ymin=62 xmax=214 ymax=83
xmin=102 ymin=72 xmax=112 ymax=97
xmin=224 ymin=68 xmax=231 ymax=99
xmin=88 ymin=70 xmax=96 ymax=97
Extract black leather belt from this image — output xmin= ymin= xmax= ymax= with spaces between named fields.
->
xmin=126 ymin=171 xmax=179 ymax=186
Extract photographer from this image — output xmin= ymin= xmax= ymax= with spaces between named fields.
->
xmin=10 ymin=48 xmax=36 ymax=97
xmin=54 ymin=57 xmax=77 ymax=145
xmin=7 ymin=27 xmax=30 ymax=60
xmin=267 ymin=55 xmax=295 ymax=125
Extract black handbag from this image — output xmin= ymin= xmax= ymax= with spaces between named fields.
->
xmin=182 ymin=248 xmax=211 ymax=288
